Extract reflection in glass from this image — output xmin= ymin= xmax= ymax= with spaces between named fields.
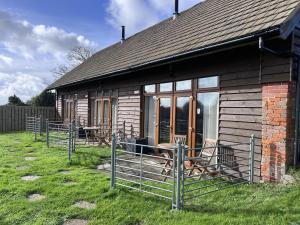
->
xmin=175 ymin=97 xmax=189 ymax=137
xmin=176 ymin=80 xmax=192 ymax=91
xmin=96 ymin=101 xmax=102 ymax=126
xmin=144 ymin=96 xmax=156 ymax=146
xmin=90 ymin=100 xmax=95 ymax=126
xmin=103 ymin=100 xmax=109 ymax=127
xmin=159 ymin=98 xmax=171 ymax=143
xmin=144 ymin=85 xmax=156 ymax=93
xmin=196 ymin=92 xmax=219 ymax=147
xmin=111 ymin=99 xmax=117 ymax=133
xmin=160 ymin=82 xmax=173 ymax=92
xmin=198 ymin=76 xmax=218 ymax=88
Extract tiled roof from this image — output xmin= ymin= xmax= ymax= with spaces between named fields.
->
xmin=49 ymin=0 xmax=300 ymax=89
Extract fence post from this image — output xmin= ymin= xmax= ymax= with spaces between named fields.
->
xmin=123 ymin=121 xmax=126 ymax=141
xmin=176 ymin=141 xmax=182 ymax=210
xmin=25 ymin=114 xmax=27 ymax=132
xmin=39 ymin=115 xmax=42 ymax=135
xmin=72 ymin=121 xmax=76 ymax=152
xmin=46 ymin=119 xmax=49 ymax=147
xmin=34 ymin=115 xmax=37 ymax=142
xmin=68 ymin=122 xmax=72 ymax=162
xmin=249 ymin=134 xmax=255 ymax=184
xmin=111 ymin=133 xmax=116 ymax=188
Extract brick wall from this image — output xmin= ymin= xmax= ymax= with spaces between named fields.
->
xmin=261 ymin=82 xmax=296 ymax=182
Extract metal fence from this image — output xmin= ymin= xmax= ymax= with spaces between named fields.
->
xmin=25 ymin=116 xmax=41 ymax=141
xmin=110 ymin=135 xmax=255 ymax=210
xmin=46 ymin=119 xmax=76 ymax=161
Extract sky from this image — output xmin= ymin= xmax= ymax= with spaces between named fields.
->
xmin=0 ymin=0 xmax=201 ymax=105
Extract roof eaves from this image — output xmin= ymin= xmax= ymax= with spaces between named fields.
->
xmin=47 ymin=26 xmax=281 ymax=91
xmin=280 ymin=2 xmax=300 ymax=39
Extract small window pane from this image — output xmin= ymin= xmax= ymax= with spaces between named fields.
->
xmin=176 ymin=80 xmax=191 ymax=91
xmin=160 ymin=82 xmax=172 ymax=92
xmin=103 ymin=90 xmax=110 ymax=97
xmin=144 ymin=85 xmax=155 ymax=93
xmin=198 ymin=76 xmax=218 ymax=88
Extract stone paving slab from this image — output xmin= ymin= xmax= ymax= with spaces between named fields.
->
xmin=16 ymin=166 xmax=31 ymax=171
xmin=63 ymin=219 xmax=88 ymax=225
xmin=25 ymin=157 xmax=37 ymax=161
xmin=73 ymin=201 xmax=96 ymax=210
xmin=28 ymin=194 xmax=46 ymax=201
xmin=21 ymin=175 xmax=40 ymax=181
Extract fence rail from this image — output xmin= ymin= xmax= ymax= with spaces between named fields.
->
xmin=110 ymin=135 xmax=255 ymax=210
xmin=46 ymin=120 xmax=76 ymax=161
xmin=0 ymin=106 xmax=57 ymax=133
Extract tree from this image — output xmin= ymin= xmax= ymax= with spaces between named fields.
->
xmin=52 ymin=46 xmax=95 ymax=79
xmin=27 ymin=91 xmax=56 ymax=107
xmin=7 ymin=94 xmax=27 ymax=106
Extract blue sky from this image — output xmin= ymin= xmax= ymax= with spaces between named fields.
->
xmin=0 ymin=0 xmax=201 ymax=105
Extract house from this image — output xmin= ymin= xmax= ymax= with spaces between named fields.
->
xmin=47 ymin=0 xmax=300 ymax=182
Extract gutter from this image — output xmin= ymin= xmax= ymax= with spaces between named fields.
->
xmin=49 ymin=27 xmax=281 ymax=90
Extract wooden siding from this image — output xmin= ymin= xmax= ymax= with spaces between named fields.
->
xmin=57 ymin=94 xmax=63 ymax=118
xmin=118 ymin=87 xmax=141 ymax=136
xmin=219 ymin=69 xmax=262 ymax=180
xmin=0 ymin=106 xmax=56 ymax=133
xmin=76 ymin=94 xmax=89 ymax=126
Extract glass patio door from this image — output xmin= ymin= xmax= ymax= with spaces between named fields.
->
xmin=158 ymin=97 xmax=172 ymax=144
xmin=196 ymin=92 xmax=219 ymax=147
xmin=144 ymin=96 xmax=156 ymax=146
xmin=173 ymin=96 xmax=192 ymax=146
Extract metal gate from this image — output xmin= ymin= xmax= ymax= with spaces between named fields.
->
xmin=45 ymin=120 xmax=76 ymax=161
xmin=25 ymin=115 xmax=41 ymax=141
xmin=110 ymin=135 xmax=255 ymax=210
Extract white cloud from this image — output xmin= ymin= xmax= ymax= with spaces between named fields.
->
xmin=0 ymin=55 xmax=13 ymax=65
xmin=0 ymin=72 xmax=46 ymax=104
xmin=0 ymin=10 xmax=96 ymax=105
xmin=106 ymin=0 xmax=202 ymax=35
xmin=0 ymin=11 xmax=96 ymax=60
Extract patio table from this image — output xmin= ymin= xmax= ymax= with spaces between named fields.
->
xmin=83 ymin=126 xmax=101 ymax=145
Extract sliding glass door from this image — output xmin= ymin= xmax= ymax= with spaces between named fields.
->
xmin=196 ymin=92 xmax=219 ymax=147
xmin=144 ymin=96 xmax=156 ymax=146
xmin=159 ymin=97 xmax=171 ymax=144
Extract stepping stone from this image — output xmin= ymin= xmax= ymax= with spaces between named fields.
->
xmin=25 ymin=157 xmax=37 ymax=161
xmin=27 ymin=152 xmax=35 ymax=155
xmin=96 ymin=163 xmax=110 ymax=170
xmin=21 ymin=175 xmax=40 ymax=181
xmin=73 ymin=201 xmax=96 ymax=210
xmin=63 ymin=219 xmax=88 ymax=225
xmin=28 ymin=194 xmax=46 ymax=201
xmin=64 ymin=181 xmax=77 ymax=186
xmin=59 ymin=170 xmax=71 ymax=175
xmin=16 ymin=166 xmax=31 ymax=171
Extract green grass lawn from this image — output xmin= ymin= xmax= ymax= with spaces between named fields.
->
xmin=0 ymin=132 xmax=299 ymax=225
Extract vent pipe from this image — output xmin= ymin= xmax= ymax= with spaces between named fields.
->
xmin=121 ymin=26 xmax=125 ymax=43
xmin=173 ymin=0 xmax=179 ymax=19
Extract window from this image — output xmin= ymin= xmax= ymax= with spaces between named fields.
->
xmin=63 ymin=99 xmax=76 ymax=122
xmin=198 ymin=76 xmax=219 ymax=88
xmin=196 ymin=92 xmax=219 ymax=147
xmin=159 ymin=82 xmax=172 ymax=92
xmin=96 ymin=100 xmax=102 ymax=126
xmin=90 ymin=100 xmax=95 ymax=126
xmin=89 ymin=89 xmax=118 ymax=129
xmin=111 ymin=99 xmax=118 ymax=133
xmin=176 ymin=80 xmax=192 ymax=91
xmin=144 ymin=96 xmax=156 ymax=146
xmin=144 ymin=85 xmax=156 ymax=93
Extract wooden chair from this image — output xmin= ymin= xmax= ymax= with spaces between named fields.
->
xmin=160 ymin=135 xmax=187 ymax=181
xmin=173 ymin=135 xmax=187 ymax=146
xmin=188 ymin=139 xmax=218 ymax=178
